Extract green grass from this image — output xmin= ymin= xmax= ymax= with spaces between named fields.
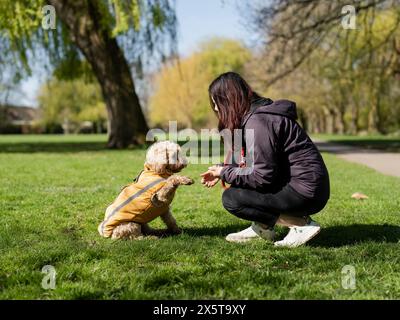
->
xmin=313 ymin=134 xmax=400 ymax=152
xmin=1 ymin=135 xmax=400 ymax=299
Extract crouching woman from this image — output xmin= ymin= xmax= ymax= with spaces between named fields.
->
xmin=201 ymin=72 xmax=330 ymax=247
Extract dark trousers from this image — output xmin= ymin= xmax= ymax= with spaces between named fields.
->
xmin=222 ymin=183 xmax=329 ymax=228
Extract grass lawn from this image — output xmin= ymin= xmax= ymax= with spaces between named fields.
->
xmin=1 ymin=134 xmax=400 ymax=299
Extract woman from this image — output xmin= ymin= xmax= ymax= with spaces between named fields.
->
xmin=201 ymin=72 xmax=330 ymax=247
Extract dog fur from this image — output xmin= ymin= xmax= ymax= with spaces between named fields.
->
xmin=111 ymin=141 xmax=193 ymax=240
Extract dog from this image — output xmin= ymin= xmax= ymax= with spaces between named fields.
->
xmin=98 ymin=141 xmax=194 ymax=240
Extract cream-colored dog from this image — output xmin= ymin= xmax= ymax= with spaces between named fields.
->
xmin=98 ymin=141 xmax=193 ymax=240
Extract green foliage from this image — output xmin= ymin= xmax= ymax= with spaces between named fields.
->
xmin=108 ymin=0 xmax=171 ymax=36
xmin=199 ymin=38 xmax=251 ymax=75
xmin=52 ymin=50 xmax=96 ymax=82
xmin=255 ymin=8 xmax=400 ymax=134
xmin=110 ymin=0 xmax=135 ymax=36
xmin=131 ymin=0 xmax=141 ymax=31
xmin=0 ymin=1 xmax=43 ymax=39
xmin=149 ymin=38 xmax=252 ymax=129
xmin=1 ymin=135 xmax=400 ymax=299
xmin=0 ymin=1 xmax=44 ymax=72
xmin=151 ymin=3 xmax=167 ymax=28
xmin=0 ymin=0 xmax=176 ymax=80
xmin=38 ymin=79 xmax=107 ymax=132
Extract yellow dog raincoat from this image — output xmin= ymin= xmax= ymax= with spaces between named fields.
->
xmin=98 ymin=165 xmax=171 ymax=238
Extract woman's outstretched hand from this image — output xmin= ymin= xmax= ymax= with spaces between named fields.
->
xmin=200 ymin=166 xmax=224 ymax=188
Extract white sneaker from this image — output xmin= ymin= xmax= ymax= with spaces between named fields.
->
xmin=274 ymin=220 xmax=321 ymax=248
xmin=226 ymin=222 xmax=275 ymax=243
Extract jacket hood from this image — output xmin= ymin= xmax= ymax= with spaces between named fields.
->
xmin=253 ymin=98 xmax=298 ymax=120
xmin=240 ymin=97 xmax=298 ymax=128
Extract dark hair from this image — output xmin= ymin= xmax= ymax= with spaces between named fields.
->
xmin=208 ymin=72 xmax=259 ymax=131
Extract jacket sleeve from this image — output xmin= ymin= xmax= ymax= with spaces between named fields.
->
xmin=220 ymin=117 xmax=279 ymax=189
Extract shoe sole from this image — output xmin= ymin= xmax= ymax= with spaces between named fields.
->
xmin=226 ymin=236 xmax=261 ymax=243
xmin=226 ymin=236 xmax=274 ymax=243
xmin=274 ymin=227 xmax=321 ymax=248
xmin=226 ymin=229 xmax=275 ymax=243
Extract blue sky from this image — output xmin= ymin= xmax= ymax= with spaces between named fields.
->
xmin=176 ymin=0 xmax=249 ymax=56
xmin=17 ymin=0 xmax=250 ymax=107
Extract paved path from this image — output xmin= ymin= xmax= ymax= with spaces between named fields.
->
xmin=313 ymin=140 xmax=400 ymax=178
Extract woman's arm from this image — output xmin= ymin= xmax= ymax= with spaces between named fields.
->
xmin=220 ymin=117 xmax=280 ymax=190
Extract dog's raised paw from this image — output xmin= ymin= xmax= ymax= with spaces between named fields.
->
xmin=180 ymin=176 xmax=194 ymax=185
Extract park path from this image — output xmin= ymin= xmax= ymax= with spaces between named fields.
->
xmin=313 ymin=139 xmax=400 ymax=178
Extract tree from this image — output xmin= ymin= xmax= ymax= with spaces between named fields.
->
xmin=149 ymin=38 xmax=252 ymax=129
xmin=247 ymin=0 xmax=400 ymax=85
xmin=38 ymin=78 xmax=107 ymax=133
xmin=0 ymin=0 xmax=177 ymax=148
xmin=247 ymin=0 xmax=400 ymax=134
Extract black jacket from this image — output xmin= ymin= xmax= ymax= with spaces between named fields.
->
xmin=220 ymin=97 xmax=330 ymax=200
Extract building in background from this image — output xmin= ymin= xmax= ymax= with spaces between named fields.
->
xmin=0 ymin=105 xmax=42 ymax=134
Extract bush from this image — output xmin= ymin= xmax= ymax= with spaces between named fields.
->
xmin=44 ymin=123 xmax=64 ymax=134
xmin=0 ymin=124 xmax=22 ymax=134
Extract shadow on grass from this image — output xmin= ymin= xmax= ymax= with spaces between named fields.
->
xmin=183 ymin=224 xmax=247 ymax=237
xmin=184 ymin=224 xmax=400 ymax=247
xmin=319 ymin=139 xmax=400 ymax=153
xmin=309 ymin=224 xmax=400 ymax=248
xmin=0 ymin=141 xmax=146 ymax=153
xmin=0 ymin=140 xmax=225 ymax=155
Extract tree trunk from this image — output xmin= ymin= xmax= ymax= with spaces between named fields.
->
xmin=318 ymin=111 xmax=325 ymax=134
xmin=49 ymin=0 xmax=149 ymax=148
xmin=323 ymin=107 xmax=334 ymax=134
xmin=335 ymin=108 xmax=345 ymax=134
xmin=368 ymin=104 xmax=379 ymax=134
xmin=348 ymin=99 xmax=359 ymax=135
xmin=368 ymin=89 xmax=381 ymax=134
xmin=307 ymin=112 xmax=314 ymax=133
xmin=297 ymin=108 xmax=308 ymax=132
